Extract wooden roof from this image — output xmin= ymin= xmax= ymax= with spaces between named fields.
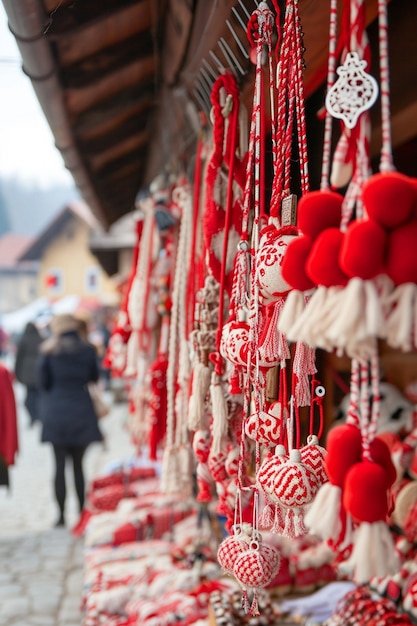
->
xmin=2 ymin=0 xmax=417 ymax=228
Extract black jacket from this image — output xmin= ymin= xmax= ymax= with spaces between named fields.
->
xmin=14 ymin=322 xmax=43 ymax=388
xmin=37 ymin=331 xmax=103 ymax=446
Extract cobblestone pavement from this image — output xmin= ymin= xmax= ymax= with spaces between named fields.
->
xmin=0 ymin=381 xmax=135 ymax=626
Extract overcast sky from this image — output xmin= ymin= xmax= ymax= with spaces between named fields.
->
xmin=0 ymin=4 xmax=74 ymax=188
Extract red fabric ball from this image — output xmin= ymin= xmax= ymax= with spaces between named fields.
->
xmin=306 ymin=228 xmax=349 ymax=287
xmin=324 ymin=423 xmax=362 ymax=487
xmin=281 ymin=235 xmax=316 ymax=291
xmin=362 ymin=172 xmax=416 ymax=229
xmin=343 ymin=460 xmax=390 ymax=523
xmin=340 ymin=218 xmax=388 ymax=280
xmin=385 ymin=219 xmax=417 ymax=285
xmin=297 ymin=190 xmax=343 ymax=239
xmin=369 ymin=435 xmax=397 ymax=488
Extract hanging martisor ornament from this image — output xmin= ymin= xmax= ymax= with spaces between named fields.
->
xmin=160 ymin=181 xmax=194 ymax=497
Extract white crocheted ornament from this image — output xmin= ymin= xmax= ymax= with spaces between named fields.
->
xmin=299 ymin=434 xmax=328 ymax=486
xmin=271 ymin=448 xmax=320 ymax=538
xmin=233 ymin=537 xmax=281 ymax=589
xmin=256 ymin=225 xmax=297 ymax=302
xmin=217 ymin=523 xmax=252 ymax=574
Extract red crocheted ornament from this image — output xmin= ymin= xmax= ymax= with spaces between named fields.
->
xmin=297 ymin=190 xmax=344 ymax=240
xmin=281 ymin=234 xmax=316 ymax=291
xmin=362 ymin=172 xmax=416 ymax=229
xmin=340 ymin=218 xmax=388 ymax=280
xmin=306 ymin=228 xmax=349 ymax=287
xmin=385 ymin=219 xmax=417 ymax=285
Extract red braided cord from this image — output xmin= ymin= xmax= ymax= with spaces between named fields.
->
xmin=377 ymin=0 xmax=394 ymax=173
xmin=186 ymin=136 xmax=203 ymax=338
xmin=209 ymin=73 xmax=241 ymax=366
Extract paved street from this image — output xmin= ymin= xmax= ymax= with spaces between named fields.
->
xmin=0 ymin=379 xmax=135 ymax=626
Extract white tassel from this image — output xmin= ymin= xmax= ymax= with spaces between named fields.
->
xmin=210 ymin=372 xmax=228 ymax=455
xmin=178 ymin=443 xmax=194 ymax=499
xmin=124 ymin=329 xmax=139 ymax=377
xmin=339 ymin=521 xmax=400 ymax=585
xmin=304 ymin=482 xmax=343 ymax=542
xmin=160 ymin=445 xmax=180 ymax=495
xmin=187 ymin=362 xmax=212 ymax=430
xmin=286 ymin=286 xmax=328 ymax=344
xmin=325 ymin=278 xmax=366 ymax=350
xmin=383 ymin=283 xmax=416 ymax=352
xmin=277 ymin=290 xmax=308 ymax=335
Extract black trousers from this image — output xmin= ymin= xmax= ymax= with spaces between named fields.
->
xmin=52 ymin=444 xmax=87 ymax=519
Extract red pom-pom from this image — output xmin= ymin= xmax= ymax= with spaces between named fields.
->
xmin=385 ymin=219 xmax=417 ymax=285
xmin=369 ymin=435 xmax=397 ymax=488
xmin=343 ymin=461 xmax=390 ymax=523
xmin=306 ymin=228 xmax=349 ymax=287
xmin=281 ymin=235 xmax=316 ymax=291
xmin=325 ymin=423 xmax=362 ymax=487
xmin=362 ymin=172 xmax=416 ymax=229
xmin=340 ymin=219 xmax=388 ymax=280
xmin=297 ymin=190 xmax=343 ymax=240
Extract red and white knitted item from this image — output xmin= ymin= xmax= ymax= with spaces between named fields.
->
xmin=271 ymin=449 xmax=320 ymax=538
xmin=217 ymin=523 xmax=252 ymax=574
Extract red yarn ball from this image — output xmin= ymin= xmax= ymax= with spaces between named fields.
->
xmin=385 ymin=219 xmax=417 ymax=285
xmin=362 ymin=172 xmax=416 ymax=229
xmin=324 ymin=423 xmax=362 ymax=487
xmin=297 ymin=190 xmax=343 ymax=240
xmin=340 ymin=218 xmax=388 ymax=280
xmin=343 ymin=460 xmax=390 ymax=523
xmin=306 ymin=228 xmax=349 ymax=287
xmin=369 ymin=435 xmax=397 ymax=488
xmin=281 ymin=235 xmax=316 ymax=291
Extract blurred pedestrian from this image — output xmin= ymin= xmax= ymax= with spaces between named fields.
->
xmin=0 ymin=362 xmax=18 ymax=489
xmin=37 ymin=313 xmax=103 ymax=527
xmin=14 ymin=321 xmax=43 ymax=426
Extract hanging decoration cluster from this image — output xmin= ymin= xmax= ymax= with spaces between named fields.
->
xmin=102 ymin=0 xmax=417 ymax=614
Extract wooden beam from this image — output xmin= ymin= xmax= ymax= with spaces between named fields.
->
xmin=76 ymin=99 xmax=153 ymax=144
xmin=88 ymin=131 xmax=149 ymax=171
xmin=64 ymin=56 xmax=155 ymax=115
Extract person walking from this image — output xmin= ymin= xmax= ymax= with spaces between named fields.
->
xmin=14 ymin=321 xmax=43 ymax=426
xmin=37 ymin=313 xmax=103 ymax=527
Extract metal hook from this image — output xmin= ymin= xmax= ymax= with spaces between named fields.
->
xmin=193 ymin=83 xmax=211 ymax=115
xmin=209 ymin=49 xmax=226 ymax=73
xmin=192 ymin=87 xmax=209 ymax=115
xmin=196 ymin=73 xmax=213 ymax=109
xmin=200 ymin=66 xmax=215 ymax=91
xmin=219 ymin=37 xmax=247 ymax=75
xmin=237 ymin=0 xmax=251 ymax=21
xmin=202 ymin=58 xmax=219 ymax=82
xmin=226 ymin=19 xmax=249 ymax=60
xmin=217 ymin=39 xmax=239 ymax=78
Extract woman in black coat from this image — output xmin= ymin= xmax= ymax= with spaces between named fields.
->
xmin=14 ymin=321 xmax=43 ymax=425
xmin=37 ymin=313 xmax=103 ymax=527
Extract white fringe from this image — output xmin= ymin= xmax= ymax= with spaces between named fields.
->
xmin=339 ymin=521 xmax=400 ymax=585
xmin=277 ymin=290 xmax=308 ymax=336
xmin=188 ymin=362 xmax=212 ymax=430
xmin=210 ymin=372 xmax=228 ymax=455
xmin=304 ymin=482 xmax=343 ymax=542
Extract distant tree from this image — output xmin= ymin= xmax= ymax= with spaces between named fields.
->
xmin=0 ymin=182 xmax=11 ymax=236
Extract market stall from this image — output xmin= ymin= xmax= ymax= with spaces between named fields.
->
xmin=33 ymin=0 xmax=417 ymax=624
